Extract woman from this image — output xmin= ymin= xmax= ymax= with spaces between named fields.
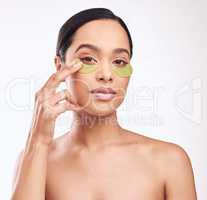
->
xmin=11 ymin=8 xmax=197 ymax=200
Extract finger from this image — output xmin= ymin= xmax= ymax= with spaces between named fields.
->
xmin=53 ymin=101 xmax=82 ymax=116
xmin=48 ymin=89 xmax=77 ymax=105
xmin=46 ymin=62 xmax=82 ymax=90
xmin=43 ymin=60 xmax=82 ymax=92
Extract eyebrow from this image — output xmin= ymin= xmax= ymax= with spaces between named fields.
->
xmin=74 ymin=43 xmax=130 ymax=58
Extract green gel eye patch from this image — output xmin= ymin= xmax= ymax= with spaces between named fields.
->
xmin=78 ymin=63 xmax=97 ymax=73
xmin=78 ymin=63 xmax=133 ymax=77
xmin=112 ymin=64 xmax=133 ymax=77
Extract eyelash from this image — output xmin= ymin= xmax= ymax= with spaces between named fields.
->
xmin=79 ymin=56 xmax=128 ymax=66
xmin=114 ymin=59 xmax=128 ymax=66
xmin=80 ymin=56 xmax=96 ymax=64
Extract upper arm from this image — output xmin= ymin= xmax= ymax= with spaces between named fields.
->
xmin=164 ymin=144 xmax=197 ymax=200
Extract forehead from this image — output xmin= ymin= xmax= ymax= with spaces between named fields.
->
xmin=69 ymin=19 xmax=130 ymax=54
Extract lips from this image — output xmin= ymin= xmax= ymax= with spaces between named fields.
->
xmin=90 ymin=87 xmax=116 ymax=94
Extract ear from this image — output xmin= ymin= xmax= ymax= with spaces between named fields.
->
xmin=54 ymin=56 xmax=63 ymax=71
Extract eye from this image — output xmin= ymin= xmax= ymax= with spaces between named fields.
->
xmin=113 ymin=59 xmax=128 ymax=67
xmin=79 ymin=56 xmax=97 ymax=65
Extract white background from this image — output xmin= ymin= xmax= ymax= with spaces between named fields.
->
xmin=0 ymin=0 xmax=206 ymax=199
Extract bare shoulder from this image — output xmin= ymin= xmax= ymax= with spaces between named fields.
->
xmin=124 ymin=130 xmax=197 ymax=198
xmin=122 ymin=129 xmax=193 ymax=167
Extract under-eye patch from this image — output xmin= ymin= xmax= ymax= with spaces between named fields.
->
xmin=78 ymin=63 xmax=133 ymax=77
xmin=112 ymin=64 xmax=133 ymax=77
xmin=78 ymin=63 xmax=97 ymax=73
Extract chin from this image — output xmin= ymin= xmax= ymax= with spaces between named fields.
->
xmin=78 ymin=103 xmax=117 ymax=117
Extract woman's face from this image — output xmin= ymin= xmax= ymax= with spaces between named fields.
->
xmin=58 ymin=19 xmax=132 ymax=116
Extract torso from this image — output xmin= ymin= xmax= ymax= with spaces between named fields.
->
xmin=45 ymin=130 xmax=167 ymax=200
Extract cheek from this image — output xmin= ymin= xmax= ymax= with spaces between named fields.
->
xmin=115 ymin=78 xmax=130 ymax=94
xmin=68 ymin=74 xmax=92 ymax=106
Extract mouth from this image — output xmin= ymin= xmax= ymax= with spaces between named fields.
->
xmin=90 ymin=87 xmax=117 ymax=101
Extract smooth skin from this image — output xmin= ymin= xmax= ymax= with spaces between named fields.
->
xmin=11 ymin=19 xmax=197 ymax=200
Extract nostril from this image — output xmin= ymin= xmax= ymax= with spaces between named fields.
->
xmin=96 ymin=73 xmax=113 ymax=82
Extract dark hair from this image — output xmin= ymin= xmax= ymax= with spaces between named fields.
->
xmin=56 ymin=8 xmax=133 ymax=62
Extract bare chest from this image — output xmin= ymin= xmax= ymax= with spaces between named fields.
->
xmin=46 ymin=150 xmax=164 ymax=200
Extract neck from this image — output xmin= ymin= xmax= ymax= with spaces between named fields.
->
xmin=69 ymin=110 xmax=123 ymax=150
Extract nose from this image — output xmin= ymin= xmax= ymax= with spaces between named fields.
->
xmin=95 ymin=62 xmax=113 ymax=83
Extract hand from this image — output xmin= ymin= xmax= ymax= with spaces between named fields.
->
xmin=27 ymin=59 xmax=82 ymax=146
